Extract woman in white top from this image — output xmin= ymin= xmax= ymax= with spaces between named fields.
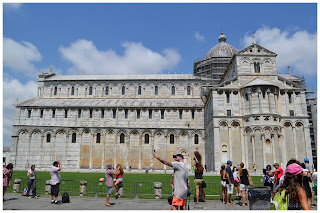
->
xmin=27 ymin=165 xmax=38 ymax=199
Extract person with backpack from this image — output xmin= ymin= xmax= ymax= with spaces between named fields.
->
xmin=27 ymin=165 xmax=38 ymax=199
xmin=275 ymin=159 xmax=310 ymax=210
xmin=50 ymin=160 xmax=61 ymax=204
xmin=238 ymin=162 xmax=250 ymax=207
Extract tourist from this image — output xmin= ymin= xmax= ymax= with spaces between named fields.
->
xmin=50 ymin=161 xmax=61 ymax=204
xmin=304 ymin=158 xmax=313 ymax=173
xmin=253 ymin=164 xmax=256 ymax=174
xmin=27 ymin=165 xmax=38 ymax=199
xmin=220 ymin=165 xmax=227 ymax=203
xmin=312 ymin=167 xmax=317 ymax=202
xmin=238 ymin=162 xmax=250 ymax=207
xmin=105 ymin=163 xmax=114 ymax=207
xmin=151 ymin=164 xmax=154 ymax=172
xmin=301 ymin=163 xmax=313 ymax=206
xmin=225 ymin=160 xmax=234 ymax=206
xmin=304 ymin=158 xmax=316 ymax=207
xmin=113 ymin=164 xmax=123 ymax=199
xmin=263 ymin=165 xmax=274 ymax=191
xmin=153 ymin=151 xmax=189 ymax=210
xmin=277 ymin=160 xmax=310 ymax=210
xmin=268 ymin=163 xmax=283 ymax=188
xmin=193 ymin=150 xmax=206 ymax=203
xmin=233 ymin=166 xmax=240 ymax=196
xmin=3 ymin=163 xmax=13 ymax=201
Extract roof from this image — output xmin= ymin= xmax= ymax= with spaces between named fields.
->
xmin=18 ymin=98 xmax=205 ymax=108
xmin=204 ymin=33 xmax=238 ymax=59
xmin=242 ymin=78 xmax=278 ymax=88
xmin=278 ymin=74 xmax=301 ymax=81
xmin=43 ymin=74 xmax=213 ymax=81
xmin=3 ymin=147 xmax=11 ymax=152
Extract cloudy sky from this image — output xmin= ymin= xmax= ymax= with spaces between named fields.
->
xmin=2 ymin=3 xmax=317 ymax=147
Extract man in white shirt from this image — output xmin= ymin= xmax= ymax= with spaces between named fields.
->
xmin=50 ymin=161 xmax=61 ymax=204
xmin=153 ymin=151 xmax=190 ymax=210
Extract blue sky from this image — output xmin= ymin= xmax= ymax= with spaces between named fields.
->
xmin=2 ymin=3 xmax=318 ymax=146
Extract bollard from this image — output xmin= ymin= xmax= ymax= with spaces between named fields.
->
xmin=45 ymin=180 xmax=51 ymax=195
xmin=13 ymin=179 xmax=21 ymax=193
xmin=80 ymin=181 xmax=87 ymax=196
xmin=154 ymin=182 xmax=162 ymax=199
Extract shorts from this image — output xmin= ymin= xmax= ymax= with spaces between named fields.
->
xmin=172 ymin=195 xmax=186 ymax=206
xmin=107 ymin=187 xmax=113 ymax=195
xmin=221 ymin=181 xmax=226 ymax=187
xmin=51 ymin=183 xmax=60 ymax=197
xmin=116 ymin=177 xmax=123 ymax=182
xmin=194 ymin=179 xmax=203 ymax=189
xmin=240 ymin=184 xmax=249 ymax=191
xmin=227 ymin=184 xmax=234 ymax=194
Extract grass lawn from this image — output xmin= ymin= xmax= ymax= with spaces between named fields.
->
xmin=7 ymin=171 xmax=264 ymax=200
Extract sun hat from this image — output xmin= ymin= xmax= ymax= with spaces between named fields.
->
xmin=173 ymin=154 xmax=184 ymax=159
xmin=285 ymin=163 xmax=303 ymax=177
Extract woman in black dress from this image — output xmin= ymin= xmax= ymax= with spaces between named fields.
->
xmin=301 ymin=163 xmax=313 ymax=206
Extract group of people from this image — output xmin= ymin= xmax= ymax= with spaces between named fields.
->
xmin=220 ymin=161 xmax=252 ymax=206
xmin=105 ymin=163 xmax=124 ymax=207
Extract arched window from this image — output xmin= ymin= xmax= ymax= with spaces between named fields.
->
xmin=172 ymin=86 xmax=175 ymax=95
xmin=71 ymin=86 xmax=75 ymax=95
xmin=245 ymin=93 xmax=249 ymax=101
xmin=46 ymin=134 xmax=51 ymax=143
xmin=105 ymin=86 xmax=109 ymax=95
xmin=194 ymin=134 xmax=199 ymax=144
xmin=226 ymin=93 xmax=230 ymax=103
xmin=89 ymin=86 xmax=93 ymax=95
xmin=145 ymin=134 xmax=149 ymax=144
xmin=170 ymin=134 xmax=175 ymax=144
xmin=96 ymin=133 xmax=101 ymax=143
xmin=155 ymin=86 xmax=158 ymax=95
xmin=72 ymin=133 xmax=76 ymax=143
xmin=120 ymin=133 xmax=125 ymax=143
xmin=187 ymin=86 xmax=191 ymax=95
xmin=54 ymin=87 xmax=57 ymax=96
xmin=254 ymin=62 xmax=260 ymax=73
xmin=262 ymin=91 xmax=266 ymax=99
xmin=122 ymin=86 xmax=125 ymax=95
xmin=137 ymin=109 xmax=141 ymax=119
xmin=138 ymin=86 xmax=142 ymax=95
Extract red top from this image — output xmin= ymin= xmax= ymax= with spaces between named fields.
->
xmin=116 ymin=174 xmax=123 ymax=178
xmin=275 ymin=167 xmax=284 ymax=183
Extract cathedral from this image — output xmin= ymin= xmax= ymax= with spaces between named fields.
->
xmin=10 ymin=33 xmax=313 ymax=172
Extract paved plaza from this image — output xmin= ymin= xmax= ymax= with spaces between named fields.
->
xmin=3 ymin=193 xmax=250 ymax=210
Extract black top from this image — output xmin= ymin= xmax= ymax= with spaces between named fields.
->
xmin=288 ymin=194 xmax=303 ymax=210
xmin=226 ymin=166 xmax=234 ymax=184
xmin=194 ymin=167 xmax=203 ymax=179
xmin=302 ymin=175 xmax=312 ymax=198
xmin=240 ymin=169 xmax=249 ymax=185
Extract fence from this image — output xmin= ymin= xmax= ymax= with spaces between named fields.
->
xmin=7 ymin=178 xmax=264 ymax=198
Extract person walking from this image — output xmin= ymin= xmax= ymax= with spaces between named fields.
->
xmin=238 ymin=162 xmax=250 ymax=207
xmin=301 ymin=163 xmax=313 ymax=206
xmin=193 ymin=150 xmax=206 ymax=204
xmin=304 ymin=158 xmax=316 ymax=207
xmin=50 ymin=161 xmax=61 ymax=204
xmin=27 ymin=165 xmax=38 ymax=199
xmin=105 ymin=163 xmax=114 ymax=207
xmin=304 ymin=158 xmax=313 ymax=173
xmin=225 ymin=160 xmax=234 ymax=206
xmin=3 ymin=163 xmax=13 ymax=201
xmin=253 ymin=164 xmax=256 ymax=174
xmin=277 ymin=160 xmax=310 ymax=210
xmin=220 ymin=165 xmax=227 ymax=203
xmin=153 ymin=151 xmax=189 ymax=210
xmin=233 ymin=166 xmax=240 ymax=196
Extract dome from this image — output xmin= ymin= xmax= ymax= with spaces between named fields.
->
xmin=204 ymin=33 xmax=238 ymax=59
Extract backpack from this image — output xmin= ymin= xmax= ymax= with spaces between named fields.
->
xmin=271 ymin=190 xmax=288 ymax=210
xmin=22 ymin=187 xmax=28 ymax=196
xmin=62 ymin=192 xmax=70 ymax=203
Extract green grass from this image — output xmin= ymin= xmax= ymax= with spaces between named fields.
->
xmin=7 ymin=171 xmax=264 ymax=200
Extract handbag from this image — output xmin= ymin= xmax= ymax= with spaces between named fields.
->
xmin=202 ymin=180 xmax=207 ymax=188
xmin=249 ymin=176 xmax=254 ymax=186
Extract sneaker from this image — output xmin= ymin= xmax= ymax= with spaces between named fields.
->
xmin=51 ymin=200 xmax=55 ymax=204
xmin=311 ymin=204 xmax=317 ymax=207
xmin=54 ymin=201 xmax=58 ymax=204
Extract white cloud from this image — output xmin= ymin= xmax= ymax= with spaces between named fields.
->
xmin=3 ymin=77 xmax=38 ymax=146
xmin=4 ymin=3 xmax=22 ymax=11
xmin=59 ymin=40 xmax=181 ymax=75
xmin=243 ymin=26 xmax=317 ymax=76
xmin=4 ymin=37 xmax=42 ymax=76
xmin=194 ymin=32 xmax=205 ymax=41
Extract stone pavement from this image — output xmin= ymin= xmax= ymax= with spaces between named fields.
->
xmin=3 ymin=193 xmax=250 ymax=210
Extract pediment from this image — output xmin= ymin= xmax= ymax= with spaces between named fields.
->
xmin=237 ymin=44 xmax=277 ymax=56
